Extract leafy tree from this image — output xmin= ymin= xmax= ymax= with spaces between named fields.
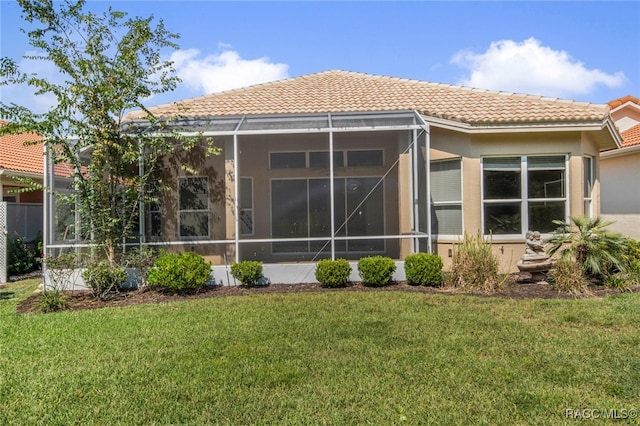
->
xmin=0 ymin=0 xmax=218 ymax=265
xmin=547 ymin=216 xmax=627 ymax=280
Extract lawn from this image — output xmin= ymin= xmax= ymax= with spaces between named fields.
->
xmin=1 ymin=279 xmax=639 ymax=425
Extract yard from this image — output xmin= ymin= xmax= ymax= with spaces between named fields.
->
xmin=1 ymin=278 xmax=639 ymax=424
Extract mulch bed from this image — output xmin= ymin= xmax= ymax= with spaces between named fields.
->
xmin=14 ymin=274 xmax=638 ymax=314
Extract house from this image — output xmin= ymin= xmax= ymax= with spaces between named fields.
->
xmin=600 ymin=96 xmax=640 ymax=240
xmin=0 ymin=122 xmax=48 ymax=247
xmin=104 ymin=70 xmax=621 ymax=281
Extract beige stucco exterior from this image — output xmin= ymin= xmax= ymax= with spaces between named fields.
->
xmin=600 ymin=99 xmax=640 ymax=240
xmin=151 ymin=125 xmax=605 ymax=273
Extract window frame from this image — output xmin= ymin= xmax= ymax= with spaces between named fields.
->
xmin=239 ymin=177 xmax=254 ymax=236
xmin=178 ymin=176 xmax=210 ymax=240
xmin=430 ymin=158 xmax=463 ymax=238
xmin=583 ymin=156 xmax=594 ymax=219
xmin=481 ymin=155 xmax=568 ymax=237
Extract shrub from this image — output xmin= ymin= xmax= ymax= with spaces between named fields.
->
xmin=357 ymin=256 xmax=396 ymax=287
xmin=447 ymin=232 xmax=499 ymax=293
xmin=547 ymin=216 xmax=627 ymax=280
xmin=230 ymin=260 xmax=264 ymax=287
xmin=404 ymin=253 xmax=443 ymax=286
xmin=315 ymin=258 xmax=351 ymax=287
xmin=7 ymin=235 xmax=40 ymax=276
xmin=148 ymin=251 xmax=211 ymax=292
xmin=44 ymin=252 xmax=79 ymax=291
xmin=39 ymin=291 xmax=68 ymax=313
xmin=549 ymin=257 xmax=591 ymax=296
xmin=604 ymin=273 xmax=632 ymax=292
xmin=82 ymin=261 xmax=127 ymax=300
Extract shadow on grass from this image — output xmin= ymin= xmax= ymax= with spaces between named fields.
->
xmin=1 ymin=290 xmax=16 ymax=300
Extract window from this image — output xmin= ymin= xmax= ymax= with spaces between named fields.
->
xmin=145 ymin=201 xmax=162 ymax=239
xmin=309 ymin=151 xmax=344 ymax=169
xmin=239 ymin=177 xmax=253 ymax=236
xmin=271 ymin=177 xmax=384 ymax=253
xmin=347 ymin=150 xmax=383 ymax=167
xmin=430 ymin=159 xmax=462 ymax=235
xmin=483 ymin=155 xmax=566 ymax=235
xmin=178 ymin=177 xmax=209 ymax=238
xmin=270 ymin=152 xmax=306 ymax=169
xmin=583 ymin=156 xmax=594 ymax=218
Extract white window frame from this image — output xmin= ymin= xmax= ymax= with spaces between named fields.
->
xmin=430 ymin=158 xmax=463 ymax=238
xmin=583 ymin=156 xmax=594 ymax=219
xmin=481 ymin=155 xmax=568 ymax=237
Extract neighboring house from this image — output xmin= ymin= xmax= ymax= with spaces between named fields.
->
xmin=0 ymin=121 xmax=46 ymax=243
xmin=600 ymin=96 xmax=640 ymax=240
xmin=108 ymin=70 xmax=620 ymax=276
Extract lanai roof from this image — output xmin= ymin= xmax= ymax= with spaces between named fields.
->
xmin=126 ymin=70 xmax=610 ymax=127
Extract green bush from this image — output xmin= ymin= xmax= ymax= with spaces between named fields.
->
xmin=604 ymin=273 xmax=632 ymax=292
xmin=549 ymin=257 xmax=591 ymax=296
xmin=404 ymin=253 xmax=443 ymax=286
xmin=82 ymin=261 xmax=127 ymax=300
xmin=315 ymin=258 xmax=351 ymax=287
xmin=230 ymin=260 xmax=264 ymax=287
xmin=39 ymin=291 xmax=68 ymax=313
xmin=447 ymin=232 xmax=499 ymax=293
xmin=7 ymin=235 xmax=40 ymax=276
xmin=357 ymin=256 xmax=396 ymax=287
xmin=148 ymin=251 xmax=212 ymax=293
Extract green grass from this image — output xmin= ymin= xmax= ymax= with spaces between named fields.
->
xmin=2 ymin=279 xmax=640 ymax=425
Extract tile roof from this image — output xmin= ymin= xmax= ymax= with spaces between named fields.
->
xmin=608 ymin=95 xmax=640 ymax=109
xmin=621 ymin=123 xmax=640 ymax=147
xmin=0 ymin=121 xmax=73 ymax=177
xmin=126 ymin=70 xmax=610 ymax=125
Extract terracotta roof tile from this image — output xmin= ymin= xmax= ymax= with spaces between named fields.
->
xmin=608 ymin=95 xmax=640 ymax=109
xmin=621 ymin=123 xmax=640 ymax=147
xmin=126 ymin=70 xmax=610 ymax=125
xmin=0 ymin=121 xmax=74 ymax=177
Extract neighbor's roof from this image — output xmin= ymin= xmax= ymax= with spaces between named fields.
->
xmin=621 ymin=124 xmax=640 ymax=147
xmin=126 ymin=70 xmax=610 ymax=126
xmin=607 ymin=95 xmax=640 ymax=110
xmin=0 ymin=121 xmax=73 ymax=177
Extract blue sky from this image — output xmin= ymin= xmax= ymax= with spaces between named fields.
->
xmin=1 ymin=1 xmax=639 ymax=113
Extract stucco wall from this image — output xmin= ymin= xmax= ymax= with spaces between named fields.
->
xmin=600 ymin=151 xmax=640 ymax=240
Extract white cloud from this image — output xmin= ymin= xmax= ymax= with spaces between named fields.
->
xmin=451 ymin=38 xmax=626 ymax=98
xmin=170 ymin=47 xmax=289 ymax=95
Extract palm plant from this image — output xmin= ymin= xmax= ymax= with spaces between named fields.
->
xmin=547 ymin=216 xmax=627 ymax=280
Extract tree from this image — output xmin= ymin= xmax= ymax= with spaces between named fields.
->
xmin=0 ymin=0 xmax=218 ymax=265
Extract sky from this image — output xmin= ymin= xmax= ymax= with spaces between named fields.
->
xmin=1 ymin=0 xmax=639 ymax=114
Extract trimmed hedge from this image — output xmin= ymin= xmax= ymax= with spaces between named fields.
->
xmin=404 ymin=253 xmax=443 ymax=286
xmin=358 ymin=256 xmax=396 ymax=287
xmin=148 ymin=251 xmax=211 ymax=292
xmin=315 ymin=258 xmax=351 ymax=287
xmin=230 ymin=260 xmax=264 ymax=287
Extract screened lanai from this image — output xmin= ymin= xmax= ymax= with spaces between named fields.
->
xmin=43 ymin=110 xmax=433 ymax=280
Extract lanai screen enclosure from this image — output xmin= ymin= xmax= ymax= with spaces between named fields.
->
xmin=43 ymin=111 xmax=432 ymax=284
